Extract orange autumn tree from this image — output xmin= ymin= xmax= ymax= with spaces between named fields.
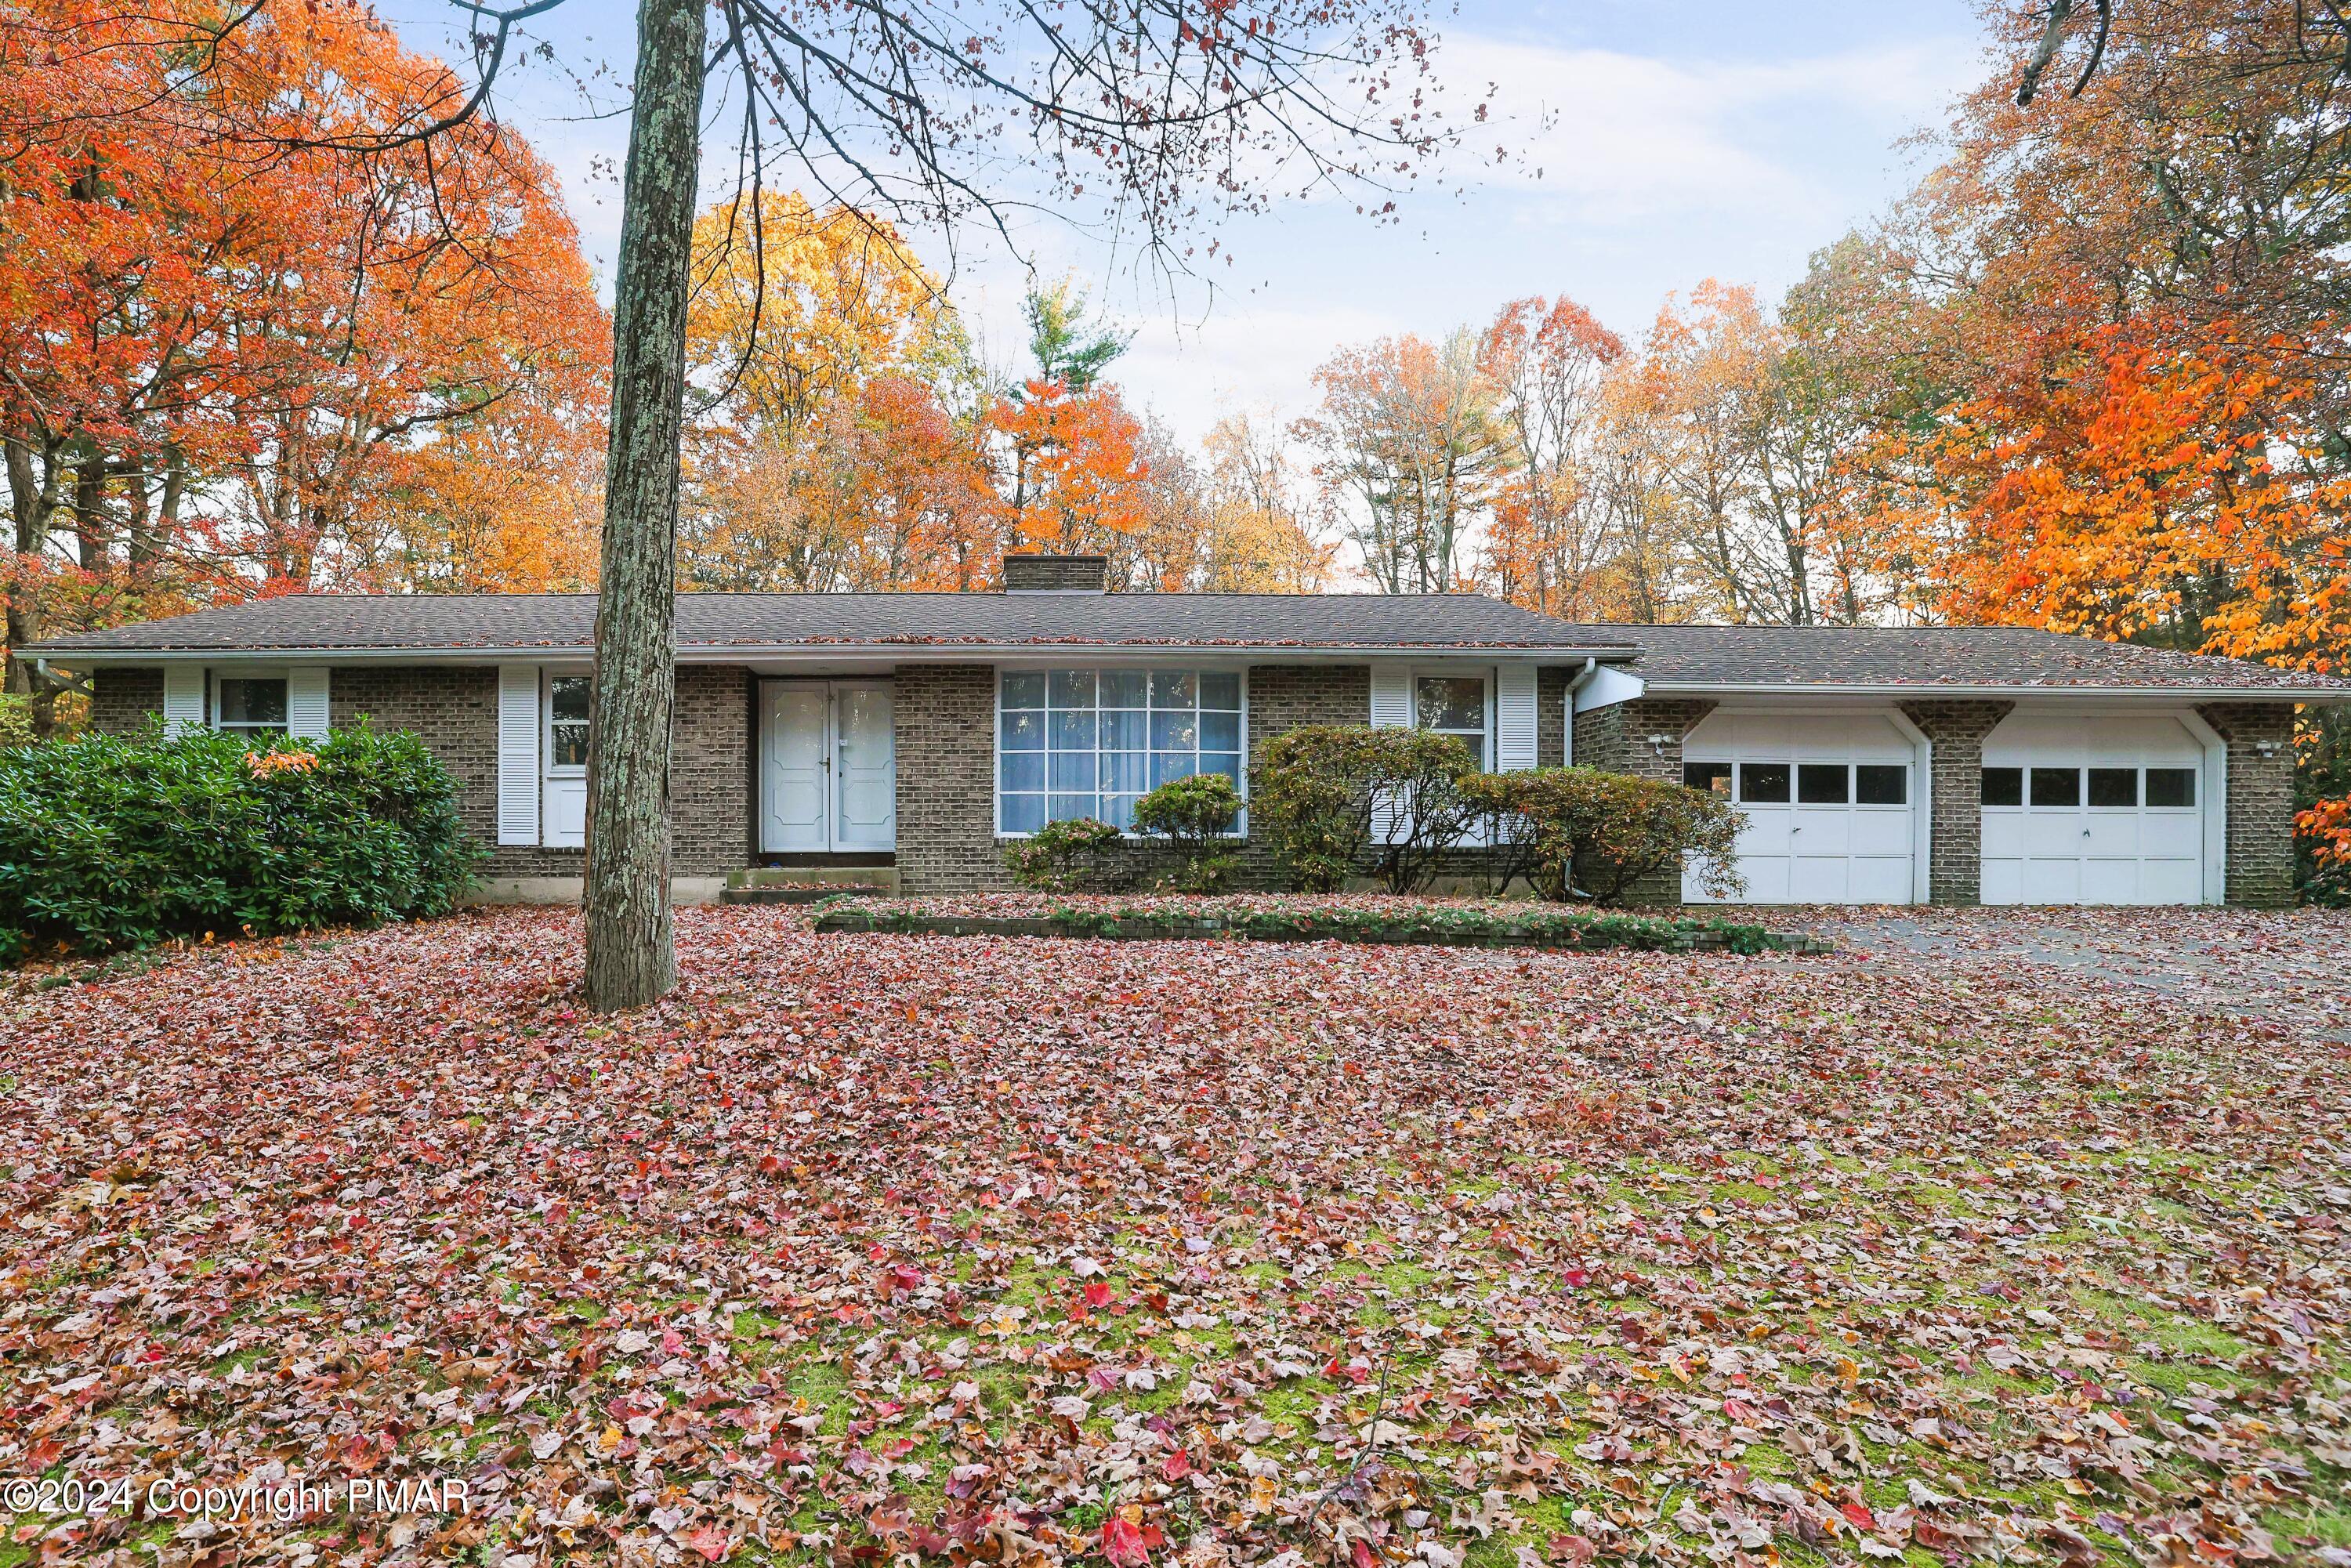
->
xmin=991 ymin=379 xmax=1150 ymax=556
xmin=1 ymin=0 xmax=607 ymax=727
xmin=678 ymin=193 xmax=991 ymax=590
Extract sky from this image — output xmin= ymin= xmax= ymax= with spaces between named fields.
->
xmin=375 ymin=0 xmax=1993 ymax=445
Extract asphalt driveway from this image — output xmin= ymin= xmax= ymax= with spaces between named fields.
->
xmin=1806 ymin=904 xmax=2351 ymax=1041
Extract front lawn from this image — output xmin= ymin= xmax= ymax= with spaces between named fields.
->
xmin=2 ymin=906 xmax=2346 ymax=1567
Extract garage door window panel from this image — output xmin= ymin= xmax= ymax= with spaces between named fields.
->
xmin=2030 ymin=768 xmax=2081 ymax=807
xmin=2088 ymin=768 xmax=2138 ymax=809
xmin=2146 ymin=768 xmax=2197 ymax=808
xmin=1797 ymin=764 xmax=1849 ymax=805
xmin=1983 ymin=767 xmax=2023 ymax=806
xmin=1856 ymin=765 xmax=1907 ymax=806
xmin=1739 ymin=762 xmax=1791 ymax=804
xmin=1683 ymin=761 xmax=1732 ymax=796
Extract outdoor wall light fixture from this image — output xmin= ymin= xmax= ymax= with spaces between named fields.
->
xmin=1646 ymin=734 xmax=1671 ymax=757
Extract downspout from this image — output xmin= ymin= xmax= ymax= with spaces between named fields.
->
xmin=1563 ymin=657 xmax=1599 ymax=766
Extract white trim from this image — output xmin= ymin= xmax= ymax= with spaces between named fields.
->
xmin=1574 ymin=664 xmax=1649 ymax=713
xmin=991 ymin=663 xmax=1252 ymax=840
xmin=32 ymin=643 xmax=1646 ymax=668
xmin=2176 ymin=709 xmax=2230 ymax=906
xmin=1886 ymin=708 xmax=1934 ymax=906
xmin=1645 ymin=681 xmax=2343 ymax=702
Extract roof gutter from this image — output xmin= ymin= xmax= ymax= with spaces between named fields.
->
xmin=1644 ymin=680 xmax=2351 ymax=703
xmin=21 ymin=643 xmax=1646 ymax=667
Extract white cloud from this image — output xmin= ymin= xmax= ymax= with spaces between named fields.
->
xmin=1435 ymin=33 xmax=1982 ymax=224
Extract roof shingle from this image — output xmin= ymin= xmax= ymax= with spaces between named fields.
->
xmin=18 ymin=592 xmax=2348 ymax=695
xmin=20 ymin=592 xmax=1636 ymax=655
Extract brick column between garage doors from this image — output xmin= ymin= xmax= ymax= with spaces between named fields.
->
xmin=1898 ymin=699 xmax=2013 ymax=907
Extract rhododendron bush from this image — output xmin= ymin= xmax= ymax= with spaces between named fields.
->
xmin=0 ymin=725 xmax=477 ymax=961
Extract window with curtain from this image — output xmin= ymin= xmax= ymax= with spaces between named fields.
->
xmin=213 ymin=675 xmax=288 ymax=736
xmin=998 ymin=668 xmax=1244 ymax=834
xmin=1415 ymin=674 xmax=1488 ymax=767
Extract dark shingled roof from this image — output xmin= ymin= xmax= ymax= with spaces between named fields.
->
xmin=20 ymin=593 xmax=2348 ymax=694
xmin=1574 ymin=623 xmax=2349 ymax=693
xmin=20 ymin=592 xmax=1639 ymax=654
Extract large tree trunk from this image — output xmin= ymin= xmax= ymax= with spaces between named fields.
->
xmin=582 ymin=0 xmax=708 ymax=1011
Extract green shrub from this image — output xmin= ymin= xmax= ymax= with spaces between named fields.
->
xmin=1132 ymin=773 xmax=1243 ymax=892
xmin=1462 ymin=766 xmax=1745 ymax=905
xmin=1002 ymin=816 xmax=1131 ymax=893
xmin=1250 ymin=724 xmax=1481 ymax=893
xmin=0 ymin=722 xmax=483 ymax=965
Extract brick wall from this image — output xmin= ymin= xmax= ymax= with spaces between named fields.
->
xmin=2197 ymin=701 xmax=2299 ymax=907
xmin=1898 ymin=699 xmax=2013 ymax=906
xmin=1237 ymin=664 xmax=1374 ymax=886
xmin=90 ymin=667 xmax=164 ymax=733
xmin=94 ymin=662 xmax=750 ymax=879
xmin=1538 ymin=666 xmax=1570 ymax=767
xmin=893 ymin=664 xmax=1004 ymax=893
xmin=1567 ymin=697 xmax=1718 ymax=905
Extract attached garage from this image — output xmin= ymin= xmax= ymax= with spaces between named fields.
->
xmin=1679 ymin=710 xmax=1927 ymax=905
xmin=1980 ymin=712 xmax=2222 ymax=905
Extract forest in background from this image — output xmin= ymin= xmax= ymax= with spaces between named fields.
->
xmin=3 ymin=0 xmax=2346 ymax=883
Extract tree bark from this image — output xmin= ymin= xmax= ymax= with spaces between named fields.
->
xmin=582 ymin=0 xmax=708 ymax=1011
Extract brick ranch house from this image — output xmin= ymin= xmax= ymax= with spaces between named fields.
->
xmin=23 ymin=553 xmax=2350 ymax=907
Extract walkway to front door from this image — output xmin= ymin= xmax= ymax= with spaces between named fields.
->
xmin=759 ymin=679 xmax=896 ymax=853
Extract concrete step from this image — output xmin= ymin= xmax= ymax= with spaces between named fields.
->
xmin=720 ymin=885 xmax=885 ymax=906
xmin=726 ymin=866 xmax=899 ymax=893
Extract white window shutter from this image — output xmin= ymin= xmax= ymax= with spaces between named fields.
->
xmin=287 ymin=666 xmax=331 ymax=738
xmin=497 ymin=664 xmax=542 ymax=846
xmin=162 ymin=666 xmax=206 ymax=734
xmin=1496 ymin=664 xmax=1537 ymax=771
xmin=1368 ymin=664 xmax=1412 ymax=728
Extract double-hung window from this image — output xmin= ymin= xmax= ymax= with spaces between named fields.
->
xmin=545 ymin=674 xmax=591 ymax=770
xmin=1414 ymin=674 xmax=1490 ymax=767
xmin=999 ymin=668 xmax=1244 ymax=835
xmin=212 ymin=672 xmax=288 ymax=737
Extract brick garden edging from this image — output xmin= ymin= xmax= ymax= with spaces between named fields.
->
xmin=813 ymin=902 xmax=1828 ymax=954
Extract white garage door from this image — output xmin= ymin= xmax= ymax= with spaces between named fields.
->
xmin=1981 ymin=714 xmax=2207 ymax=905
xmin=1680 ymin=712 xmax=1921 ymax=904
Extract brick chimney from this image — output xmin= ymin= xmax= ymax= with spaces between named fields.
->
xmin=1002 ymin=552 xmax=1110 ymax=592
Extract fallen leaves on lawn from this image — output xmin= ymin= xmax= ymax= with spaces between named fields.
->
xmin=0 ymin=904 xmax=2346 ymax=1568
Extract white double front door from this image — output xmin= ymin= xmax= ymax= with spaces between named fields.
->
xmin=760 ymin=680 xmax=895 ymax=853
